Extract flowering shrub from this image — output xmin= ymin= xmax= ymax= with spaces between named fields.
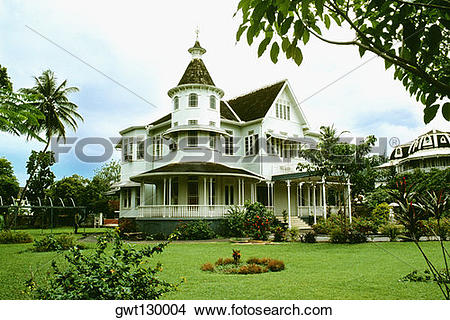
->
xmin=175 ymin=220 xmax=215 ymax=240
xmin=26 ymin=229 xmax=180 ymax=299
xmin=201 ymin=262 xmax=215 ymax=272
xmin=219 ymin=206 xmax=246 ymax=237
xmin=243 ymin=202 xmax=277 ymax=240
xmin=232 ymin=249 xmax=241 ymax=264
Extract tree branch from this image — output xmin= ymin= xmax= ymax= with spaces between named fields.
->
xmin=393 ymin=0 xmax=450 ymax=10
xmin=307 ymin=27 xmax=357 ymax=45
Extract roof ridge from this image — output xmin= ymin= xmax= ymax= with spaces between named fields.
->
xmin=226 ymin=79 xmax=287 ymax=102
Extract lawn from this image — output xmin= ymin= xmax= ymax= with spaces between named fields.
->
xmin=0 ymin=231 xmax=446 ymax=299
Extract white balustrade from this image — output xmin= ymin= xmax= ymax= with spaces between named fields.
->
xmin=138 ymin=205 xmax=240 ymax=218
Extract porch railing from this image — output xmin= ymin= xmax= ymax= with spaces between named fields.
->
xmin=138 ymin=205 xmax=241 ymax=219
xmin=297 ymin=206 xmax=340 ymax=217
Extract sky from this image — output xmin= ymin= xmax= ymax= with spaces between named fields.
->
xmin=0 ymin=0 xmax=448 ymax=185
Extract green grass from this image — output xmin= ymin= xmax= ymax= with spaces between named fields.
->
xmin=0 ymin=234 xmax=446 ymax=299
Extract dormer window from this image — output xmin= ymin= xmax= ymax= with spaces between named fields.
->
xmin=210 ymin=95 xmax=216 ymax=109
xmin=189 ymin=93 xmax=198 ymax=107
xmin=174 ymin=96 xmax=179 ymax=110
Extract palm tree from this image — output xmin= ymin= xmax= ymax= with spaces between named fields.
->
xmin=18 ymin=70 xmax=83 ymax=203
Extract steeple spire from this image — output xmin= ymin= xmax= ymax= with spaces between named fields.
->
xmin=188 ymin=28 xmax=206 ymax=59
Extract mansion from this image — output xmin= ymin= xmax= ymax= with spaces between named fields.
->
xmin=115 ymin=39 xmax=349 ymax=232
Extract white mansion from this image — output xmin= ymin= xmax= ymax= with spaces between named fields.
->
xmin=116 ymin=39 xmax=347 ymax=232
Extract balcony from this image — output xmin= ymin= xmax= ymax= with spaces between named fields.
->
xmin=138 ymin=205 xmax=240 ymax=219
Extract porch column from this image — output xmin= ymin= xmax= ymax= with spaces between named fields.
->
xmin=209 ymin=178 xmax=213 ymax=206
xmin=299 ymin=182 xmax=304 ymax=216
xmin=322 ymin=176 xmax=327 ymax=221
xmin=238 ymin=179 xmax=241 ymax=206
xmin=270 ymin=182 xmax=274 ymax=208
xmin=163 ymin=178 xmax=167 ymax=206
xmin=347 ymin=179 xmax=352 ymax=223
xmin=286 ymin=180 xmax=291 ymax=228
xmin=168 ymin=178 xmax=172 ymax=205
xmin=312 ymin=184 xmax=317 ymax=224
xmin=242 ymin=179 xmax=245 ymax=204
xmin=140 ymin=182 xmax=144 ymax=206
xmin=296 ymin=183 xmax=300 ymax=217
xmin=204 ymin=177 xmax=207 ymax=206
xmin=307 ymin=184 xmax=311 ymax=215
xmin=266 ymin=181 xmax=270 ymax=206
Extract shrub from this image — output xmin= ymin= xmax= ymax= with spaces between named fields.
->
xmin=243 ymin=202 xmax=277 ymax=240
xmin=219 ymin=206 xmax=246 ymax=237
xmin=201 ymin=262 xmax=215 ymax=272
xmin=425 ymin=217 xmax=450 ymax=240
xmin=400 ymin=270 xmax=433 ymax=282
xmin=0 ymin=230 xmax=33 ymax=244
xmin=176 ymin=220 xmax=215 ymax=240
xmin=237 ymin=264 xmax=265 ymax=274
xmin=347 ymin=230 xmax=367 ymax=244
xmin=370 ymin=203 xmax=391 ymax=227
xmin=215 ymin=257 xmax=235 ymax=266
xmin=273 ymin=226 xmax=287 ymax=242
xmin=352 ymin=216 xmax=378 ymax=235
xmin=288 ymin=228 xmax=300 ymax=241
xmin=118 ymin=218 xmax=136 ymax=235
xmin=311 ymin=218 xmax=330 ymax=234
xmin=148 ymin=232 xmax=168 ymax=241
xmin=246 ymin=257 xmax=271 ymax=265
xmin=378 ymin=222 xmax=405 ymax=241
xmin=329 ymin=228 xmax=348 ymax=244
xmin=33 ymin=234 xmax=84 ymax=252
xmin=26 ymin=229 xmax=180 ymax=299
xmin=267 ymin=259 xmax=285 ymax=272
xmin=300 ymin=231 xmax=317 ymax=243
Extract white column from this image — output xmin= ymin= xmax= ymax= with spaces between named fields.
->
xmin=163 ymin=178 xmax=166 ymax=206
xmin=322 ymin=176 xmax=327 ymax=221
xmin=307 ymin=184 xmax=311 ymax=214
xmin=238 ymin=180 xmax=241 ymax=206
xmin=168 ymin=178 xmax=172 ymax=206
xmin=209 ymin=178 xmax=213 ymax=206
xmin=204 ymin=177 xmax=207 ymax=206
xmin=296 ymin=183 xmax=300 ymax=217
xmin=312 ymin=184 xmax=317 ymax=224
xmin=286 ymin=180 xmax=291 ymax=229
xmin=270 ymin=182 xmax=274 ymax=208
xmin=266 ymin=181 xmax=270 ymax=206
xmin=347 ymin=179 xmax=352 ymax=223
xmin=140 ymin=182 xmax=144 ymax=206
xmin=242 ymin=179 xmax=245 ymax=204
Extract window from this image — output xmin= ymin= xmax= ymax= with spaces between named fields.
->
xmin=188 ymin=131 xmax=198 ymax=147
xmin=189 ymin=93 xmax=198 ymax=107
xmin=266 ymin=136 xmax=276 ymax=155
xmin=187 ymin=176 xmax=199 ymax=205
xmin=209 ymin=132 xmax=216 ymax=149
xmin=275 ymin=104 xmax=279 ymax=118
xmin=209 ymin=121 xmax=216 ymax=127
xmin=245 ymin=133 xmax=259 ymax=156
xmin=287 ymin=105 xmax=290 ymax=120
xmin=188 ymin=120 xmax=198 ymax=125
xmin=152 ymin=135 xmax=163 ymax=160
xmin=210 ymin=95 xmax=216 ymax=109
xmin=135 ymin=188 xmax=141 ymax=207
xmin=137 ymin=139 xmax=145 ymax=160
xmin=122 ymin=189 xmax=132 ymax=208
xmin=173 ymin=96 xmax=179 ymax=110
xmin=225 ymin=185 xmax=234 ymax=205
xmin=275 ymin=101 xmax=291 ymax=120
xmin=224 ymin=130 xmax=234 ymax=155
xmin=122 ymin=138 xmax=133 ymax=162
xmin=169 ymin=134 xmax=178 ymax=151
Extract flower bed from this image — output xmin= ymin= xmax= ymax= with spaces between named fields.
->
xmin=200 ymin=250 xmax=285 ymax=274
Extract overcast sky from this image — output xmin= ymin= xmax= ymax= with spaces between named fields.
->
xmin=0 ymin=0 xmax=447 ymax=184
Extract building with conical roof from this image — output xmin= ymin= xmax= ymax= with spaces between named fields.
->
xmin=116 ymin=38 xmax=350 ymax=233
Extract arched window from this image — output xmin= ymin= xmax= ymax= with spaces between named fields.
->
xmin=209 ymin=95 xmax=216 ymax=109
xmin=189 ymin=93 xmax=198 ymax=107
xmin=173 ymin=96 xmax=179 ymax=110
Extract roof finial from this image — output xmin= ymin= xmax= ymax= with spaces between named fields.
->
xmin=195 ymin=27 xmax=200 ymax=41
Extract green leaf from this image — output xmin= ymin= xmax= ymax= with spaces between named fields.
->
xmin=293 ymin=47 xmax=303 ymax=66
xmin=425 ymin=94 xmax=437 ymax=107
xmin=281 ymin=37 xmax=290 ymax=52
xmin=442 ymin=103 xmax=450 ymax=121
xmin=270 ymin=42 xmax=280 ymax=63
xmin=423 ymin=104 xmax=439 ymax=124
xmin=427 ymin=24 xmax=442 ymax=53
xmin=301 ymin=0 xmax=310 ymax=20
xmin=258 ymin=38 xmax=271 ymax=57
xmin=315 ymin=0 xmax=325 ymax=16
xmin=324 ymin=14 xmax=331 ymax=29
xmin=251 ymin=1 xmax=269 ymax=25
xmin=293 ymin=20 xmax=304 ymax=38
xmin=303 ymin=29 xmax=310 ymax=44
xmin=384 ymin=59 xmax=393 ymax=70
xmin=358 ymin=45 xmax=366 ymax=57
xmin=246 ymin=25 xmax=255 ymax=45
xmin=280 ymin=16 xmax=294 ymax=35
xmin=236 ymin=25 xmax=248 ymax=42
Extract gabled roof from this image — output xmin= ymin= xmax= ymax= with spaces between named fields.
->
xmin=226 ymin=80 xmax=286 ymax=121
xmin=148 ymin=114 xmax=171 ymax=126
xmin=220 ymin=101 xmax=239 ymax=121
xmin=178 ymin=58 xmax=215 ymax=86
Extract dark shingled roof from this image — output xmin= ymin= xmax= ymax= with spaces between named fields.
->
xmin=149 ymin=114 xmax=171 ymax=126
xmin=226 ymin=80 xmax=286 ymax=121
xmin=178 ymin=59 xmax=215 ymax=86
xmin=137 ymin=162 xmax=263 ymax=179
xmin=220 ymin=101 xmax=239 ymax=121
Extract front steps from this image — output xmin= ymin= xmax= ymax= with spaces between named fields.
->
xmin=289 ymin=216 xmax=312 ymax=230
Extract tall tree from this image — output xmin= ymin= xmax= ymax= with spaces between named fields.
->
xmin=298 ymin=125 xmax=376 ymax=213
xmin=18 ymin=70 xmax=83 ymax=203
xmin=236 ymin=0 xmax=450 ymax=123
xmin=26 ymin=151 xmax=56 ymax=206
xmin=0 ymin=65 xmax=43 ymax=138
xmin=0 ymin=158 xmax=20 ymax=205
